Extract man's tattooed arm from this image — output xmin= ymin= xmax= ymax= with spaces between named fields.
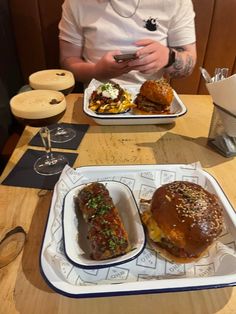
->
xmin=164 ymin=43 xmax=197 ymax=78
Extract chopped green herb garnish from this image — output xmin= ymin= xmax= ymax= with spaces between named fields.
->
xmin=103 ymin=229 xmax=113 ymax=237
xmin=108 ymin=239 xmax=117 ymax=251
xmin=87 ymin=195 xmax=112 ymax=215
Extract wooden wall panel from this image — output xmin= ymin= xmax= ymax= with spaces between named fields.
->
xmin=9 ymin=0 xmax=46 ymax=81
xmin=198 ymin=0 xmax=236 ymax=94
xmin=9 ymin=0 xmax=63 ymax=81
xmin=233 ymin=57 xmax=236 ymax=74
xmin=38 ymin=0 xmax=64 ymax=69
xmin=9 ymin=0 xmax=64 ymax=83
xmin=171 ymin=0 xmax=215 ymax=94
xmin=0 ymin=0 xmax=23 ymax=151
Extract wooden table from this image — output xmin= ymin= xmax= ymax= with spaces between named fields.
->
xmin=0 ymin=94 xmax=236 ymax=314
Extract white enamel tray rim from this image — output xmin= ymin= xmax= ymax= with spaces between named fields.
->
xmin=83 ymin=85 xmax=187 ymax=125
xmin=40 ymin=164 xmax=236 ymax=297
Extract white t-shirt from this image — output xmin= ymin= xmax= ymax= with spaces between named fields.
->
xmin=59 ymin=0 xmax=196 ymax=85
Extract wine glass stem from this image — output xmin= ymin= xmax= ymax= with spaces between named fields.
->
xmin=39 ymin=127 xmax=54 ymax=161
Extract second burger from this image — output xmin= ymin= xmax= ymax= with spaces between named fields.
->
xmin=134 ymin=79 xmax=174 ymax=115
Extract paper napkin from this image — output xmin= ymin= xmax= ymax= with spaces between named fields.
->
xmin=206 ymin=74 xmax=236 ymax=115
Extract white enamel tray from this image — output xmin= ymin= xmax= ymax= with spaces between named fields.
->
xmin=83 ymin=85 xmax=187 ymax=125
xmin=40 ymin=164 xmax=236 ymax=298
xmin=62 ymin=181 xmax=145 ymax=269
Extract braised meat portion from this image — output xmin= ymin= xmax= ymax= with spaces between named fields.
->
xmin=134 ymin=94 xmax=169 ymax=114
xmin=74 ymin=182 xmax=130 ymax=260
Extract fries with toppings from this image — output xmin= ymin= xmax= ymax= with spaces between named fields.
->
xmin=89 ymin=82 xmax=136 ymax=114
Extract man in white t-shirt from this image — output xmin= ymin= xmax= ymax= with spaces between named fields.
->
xmin=59 ymin=0 xmax=197 ymax=86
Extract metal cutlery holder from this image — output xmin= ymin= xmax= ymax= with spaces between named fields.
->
xmin=208 ymin=104 xmax=236 ymax=157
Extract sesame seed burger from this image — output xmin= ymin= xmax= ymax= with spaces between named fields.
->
xmin=141 ymin=181 xmax=224 ymax=263
xmin=133 ymin=79 xmax=174 ymax=115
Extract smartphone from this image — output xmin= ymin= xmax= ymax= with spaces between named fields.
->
xmin=114 ymin=53 xmax=138 ymax=63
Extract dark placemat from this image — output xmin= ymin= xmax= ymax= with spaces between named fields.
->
xmin=1 ymin=149 xmax=78 ymax=190
xmin=29 ymin=123 xmax=89 ymax=150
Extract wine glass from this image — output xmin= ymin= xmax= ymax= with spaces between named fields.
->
xmin=10 ymin=89 xmax=68 ymax=176
xmin=29 ymin=69 xmax=76 ymax=143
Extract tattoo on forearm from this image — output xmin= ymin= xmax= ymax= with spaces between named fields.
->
xmin=167 ymin=47 xmax=195 ymax=78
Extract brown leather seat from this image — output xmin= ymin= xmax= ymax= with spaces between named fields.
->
xmin=9 ymin=0 xmax=236 ymax=94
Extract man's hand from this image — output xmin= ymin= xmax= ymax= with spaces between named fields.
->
xmin=127 ymin=39 xmax=169 ymax=74
xmin=94 ymin=51 xmax=132 ymax=81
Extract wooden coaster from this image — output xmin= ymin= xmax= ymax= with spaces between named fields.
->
xmin=0 ymin=226 xmax=26 ymax=268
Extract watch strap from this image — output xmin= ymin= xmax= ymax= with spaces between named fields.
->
xmin=164 ymin=48 xmax=176 ymax=68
